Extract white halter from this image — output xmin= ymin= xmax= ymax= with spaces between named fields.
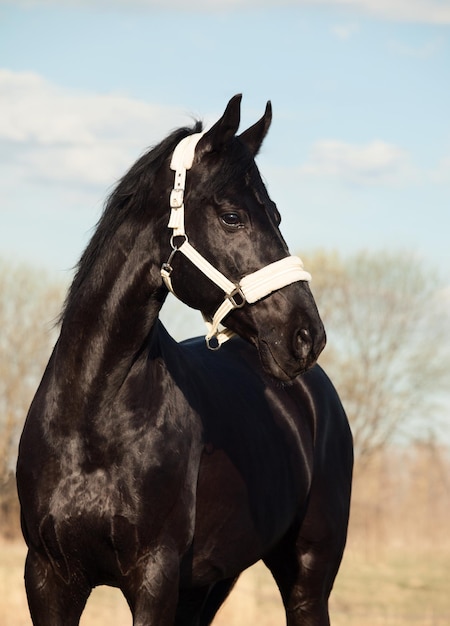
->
xmin=161 ymin=132 xmax=312 ymax=349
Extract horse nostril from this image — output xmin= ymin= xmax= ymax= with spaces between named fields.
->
xmin=297 ymin=328 xmax=311 ymax=346
xmin=296 ymin=327 xmax=312 ymax=360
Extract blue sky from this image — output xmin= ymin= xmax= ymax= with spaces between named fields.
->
xmin=1 ymin=0 xmax=449 ymax=292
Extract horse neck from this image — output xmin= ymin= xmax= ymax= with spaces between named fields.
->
xmin=52 ymin=223 xmax=167 ymax=414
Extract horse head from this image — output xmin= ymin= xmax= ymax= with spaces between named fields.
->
xmin=160 ymin=95 xmax=326 ymax=381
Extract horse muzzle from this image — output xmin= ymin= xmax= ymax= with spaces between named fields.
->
xmin=257 ymin=323 xmax=325 ymax=381
xmin=242 ymin=284 xmax=327 ymax=382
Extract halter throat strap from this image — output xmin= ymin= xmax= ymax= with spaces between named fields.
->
xmin=161 ymin=132 xmax=312 ymax=349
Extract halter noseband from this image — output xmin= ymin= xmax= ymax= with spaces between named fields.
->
xmin=161 ymin=132 xmax=312 ymax=350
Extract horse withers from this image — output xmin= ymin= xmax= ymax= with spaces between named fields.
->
xmin=17 ymin=95 xmax=353 ymax=625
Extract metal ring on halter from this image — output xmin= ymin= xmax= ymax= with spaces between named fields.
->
xmin=205 ymin=335 xmax=221 ymax=351
xmin=226 ymin=286 xmax=246 ymax=309
xmin=170 ymin=233 xmax=188 ymax=250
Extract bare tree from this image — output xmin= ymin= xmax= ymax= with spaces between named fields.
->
xmin=0 ymin=258 xmax=65 ymax=482
xmin=304 ymin=250 xmax=450 ymax=462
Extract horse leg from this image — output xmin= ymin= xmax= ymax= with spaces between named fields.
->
xmin=174 ymin=578 xmax=238 ymax=626
xmin=25 ymin=548 xmax=91 ymax=626
xmin=122 ymin=548 xmax=182 ymax=626
xmin=175 ymin=586 xmax=211 ymax=626
xmin=263 ymin=482 xmax=350 ymax=626
xmin=264 ymin=532 xmax=333 ymax=626
xmin=197 ymin=577 xmax=238 ymax=626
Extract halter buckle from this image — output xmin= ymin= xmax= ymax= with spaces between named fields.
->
xmin=227 ymin=286 xmax=246 ymax=309
xmin=170 ymin=188 xmax=184 ymax=208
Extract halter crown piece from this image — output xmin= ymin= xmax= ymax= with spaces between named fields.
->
xmin=161 ymin=131 xmax=312 ymax=350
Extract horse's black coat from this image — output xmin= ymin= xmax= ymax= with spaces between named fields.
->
xmin=17 ymin=95 xmax=353 ymax=625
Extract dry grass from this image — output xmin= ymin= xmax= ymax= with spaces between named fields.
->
xmin=215 ymin=548 xmax=450 ymax=626
xmin=2 ymin=540 xmax=449 ymax=626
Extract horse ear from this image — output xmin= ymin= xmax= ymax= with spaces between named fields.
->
xmin=196 ymin=94 xmax=242 ymax=158
xmin=238 ymin=101 xmax=272 ymax=156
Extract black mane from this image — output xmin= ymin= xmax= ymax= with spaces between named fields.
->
xmin=60 ymin=121 xmax=203 ymax=322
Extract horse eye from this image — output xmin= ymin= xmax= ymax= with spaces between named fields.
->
xmin=220 ymin=212 xmax=243 ymax=228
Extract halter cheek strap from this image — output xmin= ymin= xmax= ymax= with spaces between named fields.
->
xmin=167 ymin=132 xmax=204 ymax=237
xmin=161 ymin=132 xmax=312 ymax=350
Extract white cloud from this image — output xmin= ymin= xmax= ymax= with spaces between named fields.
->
xmin=347 ymin=0 xmax=450 ymax=24
xmin=5 ymin=0 xmax=450 ymax=25
xmin=0 ymin=69 xmax=189 ymax=188
xmin=331 ymin=23 xmax=360 ymax=40
xmin=299 ymin=139 xmax=417 ymax=186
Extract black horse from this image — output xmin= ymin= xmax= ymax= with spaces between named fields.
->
xmin=17 ymin=95 xmax=352 ymax=625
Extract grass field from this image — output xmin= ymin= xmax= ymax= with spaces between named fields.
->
xmin=2 ymin=540 xmax=448 ymax=626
